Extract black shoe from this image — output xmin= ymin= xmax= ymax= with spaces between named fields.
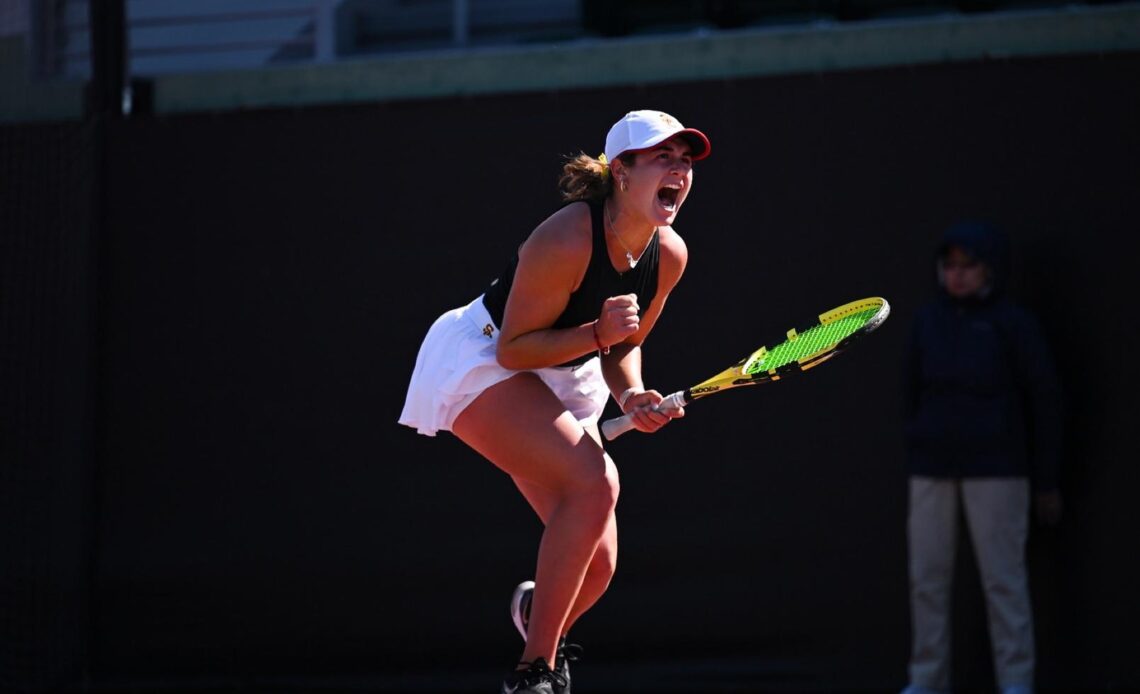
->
xmin=500 ymin=657 xmax=566 ymax=694
xmin=555 ymin=638 xmax=582 ymax=694
xmin=509 ymin=581 xmax=582 ymax=694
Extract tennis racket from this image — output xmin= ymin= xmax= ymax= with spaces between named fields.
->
xmin=600 ymin=297 xmax=891 ymax=441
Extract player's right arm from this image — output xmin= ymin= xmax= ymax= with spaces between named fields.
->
xmin=496 ymin=203 xmax=638 ymax=370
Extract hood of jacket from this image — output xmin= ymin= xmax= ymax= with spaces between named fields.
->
xmin=936 ymin=220 xmax=1010 ymax=302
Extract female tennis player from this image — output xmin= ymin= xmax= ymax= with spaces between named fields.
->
xmin=399 ymin=110 xmax=710 ymax=694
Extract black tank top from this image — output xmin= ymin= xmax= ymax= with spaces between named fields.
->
xmin=482 ymin=199 xmax=661 ymax=367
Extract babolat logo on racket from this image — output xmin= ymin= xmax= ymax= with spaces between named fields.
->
xmin=690 ymin=385 xmax=720 ymax=395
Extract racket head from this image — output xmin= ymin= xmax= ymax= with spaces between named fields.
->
xmin=686 ymin=297 xmax=890 ymax=399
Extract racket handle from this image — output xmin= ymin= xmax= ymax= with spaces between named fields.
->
xmin=600 ymin=391 xmax=688 ymax=441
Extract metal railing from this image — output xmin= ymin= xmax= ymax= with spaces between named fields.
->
xmin=43 ymin=0 xmax=334 ymax=78
xmin=31 ymin=0 xmax=583 ymax=79
xmin=24 ymin=0 xmax=1129 ymax=80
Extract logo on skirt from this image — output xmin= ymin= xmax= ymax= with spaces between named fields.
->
xmin=483 ymin=324 xmax=494 ymax=338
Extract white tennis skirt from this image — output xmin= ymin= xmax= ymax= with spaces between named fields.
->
xmin=398 ymin=295 xmax=609 ymax=437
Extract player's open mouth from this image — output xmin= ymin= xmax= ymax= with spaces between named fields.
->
xmin=657 ymin=185 xmax=681 ymax=212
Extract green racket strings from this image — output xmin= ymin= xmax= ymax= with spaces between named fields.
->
xmin=745 ymin=307 xmax=880 ymax=375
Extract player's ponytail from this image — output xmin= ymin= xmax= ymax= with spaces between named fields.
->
xmin=558 ymin=152 xmax=610 ymax=202
xmin=559 ymin=151 xmax=635 ymax=202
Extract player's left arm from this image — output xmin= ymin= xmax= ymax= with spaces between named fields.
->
xmin=600 ymin=227 xmax=687 ymax=429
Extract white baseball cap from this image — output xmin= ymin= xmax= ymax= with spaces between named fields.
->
xmin=604 ymin=110 xmax=711 ymax=163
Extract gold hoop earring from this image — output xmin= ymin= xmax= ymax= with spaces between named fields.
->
xmin=620 ymin=178 xmax=628 ymax=193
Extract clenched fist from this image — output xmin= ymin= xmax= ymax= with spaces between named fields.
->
xmin=594 ymin=293 xmax=640 ymax=349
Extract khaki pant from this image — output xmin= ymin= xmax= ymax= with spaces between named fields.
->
xmin=907 ymin=477 xmax=1035 ymax=691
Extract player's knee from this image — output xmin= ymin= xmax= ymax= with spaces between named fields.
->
xmin=590 ymin=535 xmax=618 ymax=582
xmin=581 ymin=473 xmax=619 ymax=520
xmin=596 ymin=455 xmax=621 ymax=511
xmin=602 ymin=455 xmax=620 ymax=504
xmin=568 ymin=456 xmax=619 ymax=520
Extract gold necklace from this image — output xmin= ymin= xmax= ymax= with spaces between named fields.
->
xmin=605 ymin=202 xmax=655 ymax=270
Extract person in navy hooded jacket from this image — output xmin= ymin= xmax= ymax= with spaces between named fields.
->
xmin=901 ymin=222 xmax=1063 ymax=694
